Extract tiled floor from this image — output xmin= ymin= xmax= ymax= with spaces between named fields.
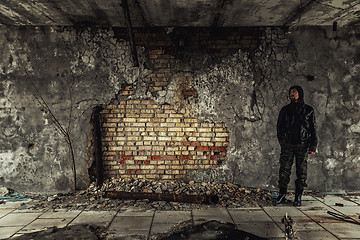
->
xmin=0 ymin=194 xmax=359 ymax=239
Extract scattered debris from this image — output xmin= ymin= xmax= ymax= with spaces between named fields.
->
xmin=327 ymin=211 xmax=360 ymax=225
xmin=0 ymin=188 xmax=42 ymax=202
xmin=11 ymin=224 xmax=105 ymax=240
xmin=24 ymin=179 xmax=274 ymax=211
xmin=151 ymin=220 xmax=268 ymax=240
xmin=0 ymin=186 xmax=10 ymax=196
xmin=282 ymin=213 xmax=295 ymax=239
xmin=105 ymin=190 xmax=219 ymax=204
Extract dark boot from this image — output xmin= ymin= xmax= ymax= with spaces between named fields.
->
xmin=275 ymin=187 xmax=287 ymax=204
xmin=293 ymin=188 xmax=303 ymax=206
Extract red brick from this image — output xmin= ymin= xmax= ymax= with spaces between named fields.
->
xmin=197 ymin=146 xmax=209 ymax=151
xmin=101 ymin=66 xmax=231 ymax=179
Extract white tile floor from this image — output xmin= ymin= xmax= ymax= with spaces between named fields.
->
xmin=0 ymin=194 xmax=359 ymax=239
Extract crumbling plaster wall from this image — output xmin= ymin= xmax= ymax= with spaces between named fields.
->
xmin=0 ymin=25 xmax=359 ymax=192
xmin=181 ymin=26 xmax=360 ymax=192
xmin=0 ymin=26 xmax=149 ymax=192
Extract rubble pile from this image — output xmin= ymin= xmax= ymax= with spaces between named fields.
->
xmin=151 ymin=220 xmax=268 ymax=240
xmin=25 ymin=179 xmax=274 ymax=211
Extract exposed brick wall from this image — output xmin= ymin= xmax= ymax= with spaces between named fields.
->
xmin=100 ymin=28 xmax=259 ymax=180
xmin=101 ymin=99 xmax=229 ymax=180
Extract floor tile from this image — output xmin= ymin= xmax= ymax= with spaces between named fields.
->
xmin=228 ymin=208 xmax=273 ymax=223
xmin=40 ymin=209 xmax=82 ymax=219
xmin=0 ymin=208 xmax=15 ymax=218
xmin=108 ymin=216 xmax=152 ymax=239
xmin=0 ymin=226 xmax=23 ymax=239
xmin=109 ymin=216 xmax=153 ymax=232
xmin=320 ymin=222 xmax=360 ymax=239
xmin=263 ymin=206 xmax=322 ymax=232
xmin=193 ymin=207 xmax=233 ymax=224
xmin=13 ymin=208 xmax=47 ymax=213
xmin=0 ymin=213 xmax=42 ymax=227
xmin=296 ymin=200 xmax=328 ymax=210
xmin=70 ymin=210 xmax=117 ymax=227
xmin=0 ymin=202 xmax=24 ymax=209
xmin=150 ymin=222 xmax=180 ymax=234
xmin=315 ymin=195 xmax=358 ymax=207
xmin=263 ymin=206 xmax=307 ymax=217
xmin=301 ymin=195 xmax=318 ymax=201
xmin=330 ymin=206 xmax=360 ymax=217
xmin=277 ymin=216 xmax=324 ymax=232
xmin=18 ymin=218 xmax=72 ymax=234
xmin=117 ymin=207 xmax=154 ymax=217
xmin=301 ymin=206 xmax=346 ymax=224
xmin=347 ymin=195 xmax=360 ymax=205
xmin=0 ymin=195 xmax=357 ymax=240
xmin=294 ymin=230 xmax=338 ymax=239
xmin=338 ymin=239 xmax=360 ymax=240
xmin=236 ymin=222 xmax=284 ymax=238
xmin=153 ymin=210 xmax=191 ymax=223
xmin=294 ymin=221 xmax=324 ymax=232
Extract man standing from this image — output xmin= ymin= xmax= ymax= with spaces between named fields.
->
xmin=276 ymin=86 xmax=318 ymax=206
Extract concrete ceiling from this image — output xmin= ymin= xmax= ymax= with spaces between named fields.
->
xmin=0 ymin=0 xmax=359 ymax=27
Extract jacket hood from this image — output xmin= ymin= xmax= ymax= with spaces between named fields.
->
xmin=289 ymin=85 xmax=304 ymax=102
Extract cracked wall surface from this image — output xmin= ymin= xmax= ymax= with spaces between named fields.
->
xmin=0 ymin=26 xmax=359 ymax=192
xmin=159 ymin=26 xmax=360 ymax=192
xmin=0 ymin=26 xmax=149 ymax=192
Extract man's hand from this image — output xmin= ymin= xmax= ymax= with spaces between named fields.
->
xmin=309 ymin=146 xmax=316 ymax=156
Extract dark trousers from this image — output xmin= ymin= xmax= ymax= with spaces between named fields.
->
xmin=278 ymin=144 xmax=308 ymax=190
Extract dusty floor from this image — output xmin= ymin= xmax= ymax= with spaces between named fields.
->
xmin=1 ymin=180 xmax=359 ymax=239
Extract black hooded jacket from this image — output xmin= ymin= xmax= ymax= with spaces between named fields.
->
xmin=277 ymin=86 xmax=318 ymax=152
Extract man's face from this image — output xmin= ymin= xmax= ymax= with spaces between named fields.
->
xmin=289 ymin=88 xmax=299 ymax=101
